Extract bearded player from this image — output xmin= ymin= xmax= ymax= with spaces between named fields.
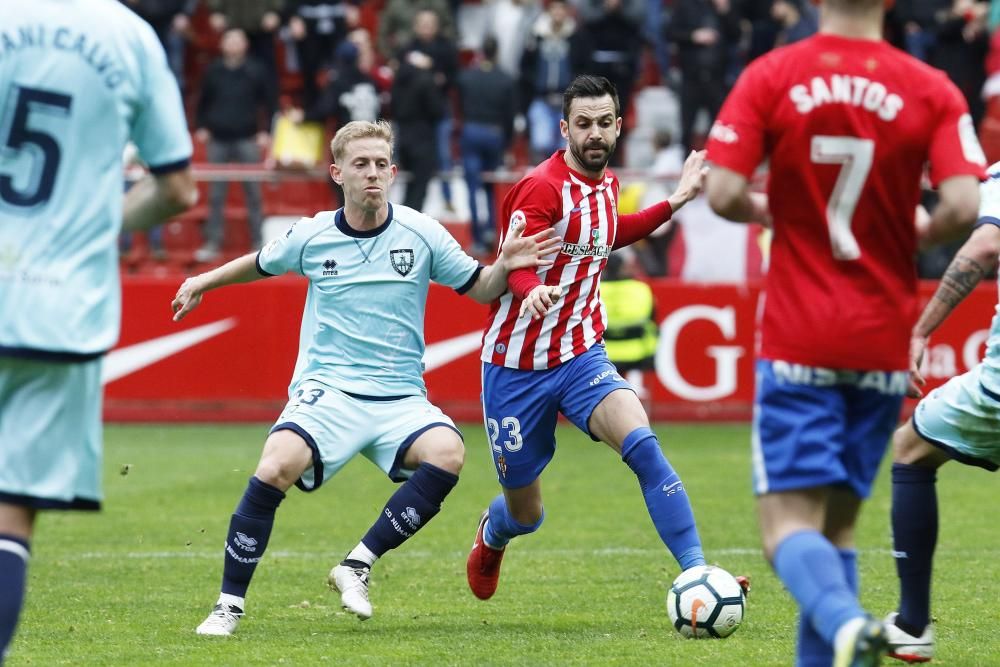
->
xmin=465 ymin=75 xmax=735 ymax=605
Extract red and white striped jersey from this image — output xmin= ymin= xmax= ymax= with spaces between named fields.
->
xmin=482 ymin=151 xmax=619 ymax=369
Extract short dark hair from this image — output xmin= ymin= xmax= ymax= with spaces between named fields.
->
xmin=562 ymin=75 xmax=620 ymax=120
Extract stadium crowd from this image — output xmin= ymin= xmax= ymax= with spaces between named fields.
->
xmin=119 ymin=0 xmax=1000 ymax=274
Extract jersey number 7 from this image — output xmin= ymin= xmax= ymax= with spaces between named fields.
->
xmin=810 ymin=135 xmax=875 ymax=261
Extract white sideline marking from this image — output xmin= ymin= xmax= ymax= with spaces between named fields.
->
xmin=73 ymin=546 xmax=948 ymax=560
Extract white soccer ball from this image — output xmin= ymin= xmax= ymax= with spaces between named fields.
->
xmin=666 ymin=565 xmax=745 ymax=639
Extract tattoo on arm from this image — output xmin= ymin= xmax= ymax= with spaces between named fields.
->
xmin=936 ymin=254 xmax=988 ymax=308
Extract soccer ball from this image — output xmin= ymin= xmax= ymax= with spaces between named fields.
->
xmin=666 ymin=565 xmax=745 ymax=639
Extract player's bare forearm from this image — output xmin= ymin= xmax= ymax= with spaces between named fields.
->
xmin=913 ymin=225 xmax=1000 ymax=338
xmin=171 ymin=252 xmax=264 ymax=321
xmin=465 ymin=219 xmax=561 ymax=303
xmin=918 ymin=175 xmax=981 ymax=248
xmin=466 ymin=262 xmax=510 ymax=303
xmin=122 ymin=170 xmax=197 ymax=232
xmin=706 ymin=167 xmax=770 ymax=226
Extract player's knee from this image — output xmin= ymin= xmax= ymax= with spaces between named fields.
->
xmin=417 ymin=431 xmax=465 ymax=475
xmin=254 ymin=454 xmax=309 ymax=492
xmin=892 ymin=420 xmax=933 ymax=465
xmin=513 ymin=509 xmax=544 ymax=534
xmin=509 ymin=501 xmax=544 ymax=527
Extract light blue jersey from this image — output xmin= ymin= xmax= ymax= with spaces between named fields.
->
xmin=257 ymin=203 xmax=481 ymax=397
xmin=0 ymin=0 xmax=192 ymax=359
xmin=977 ymin=161 xmax=1000 ymax=395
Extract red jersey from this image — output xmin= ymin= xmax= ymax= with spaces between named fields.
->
xmin=482 ymin=152 xmax=621 ymax=369
xmin=707 ymin=34 xmax=986 ymax=371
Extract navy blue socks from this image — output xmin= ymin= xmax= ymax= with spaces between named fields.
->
xmin=892 ymin=462 xmax=937 ymax=634
xmin=358 ymin=463 xmax=458 ymax=558
xmin=621 ymin=427 xmax=705 ymax=570
xmin=0 ymin=535 xmax=29 ymax=661
xmin=221 ymin=476 xmax=285 ymax=598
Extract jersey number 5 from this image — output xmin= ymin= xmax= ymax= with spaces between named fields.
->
xmin=0 ymin=85 xmax=73 ymax=208
xmin=810 ymin=135 xmax=874 ymax=261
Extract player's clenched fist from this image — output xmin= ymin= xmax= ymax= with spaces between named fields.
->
xmin=519 ymin=284 xmax=562 ymax=320
xmin=172 ymin=277 xmax=205 ymax=322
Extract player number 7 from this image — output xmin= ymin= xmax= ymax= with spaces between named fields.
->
xmin=810 ymin=135 xmax=874 ymax=261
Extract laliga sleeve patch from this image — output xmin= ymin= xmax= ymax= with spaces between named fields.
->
xmin=509 ymin=210 xmax=527 ymax=229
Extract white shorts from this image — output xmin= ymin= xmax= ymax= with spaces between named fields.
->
xmin=271 ymin=379 xmax=462 ymax=490
xmin=912 ymin=363 xmax=1000 ymax=471
xmin=0 ymin=357 xmax=103 ymax=509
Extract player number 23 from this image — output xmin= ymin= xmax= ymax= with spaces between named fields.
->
xmin=487 ymin=417 xmax=523 ymax=453
xmin=810 ymin=135 xmax=874 ymax=261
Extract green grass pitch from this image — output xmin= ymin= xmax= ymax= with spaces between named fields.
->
xmin=9 ymin=423 xmax=999 ymax=666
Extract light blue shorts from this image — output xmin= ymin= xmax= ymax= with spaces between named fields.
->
xmin=912 ymin=364 xmax=1000 ymax=471
xmin=0 ymin=357 xmax=103 ymax=510
xmin=271 ymin=379 xmax=462 ymax=491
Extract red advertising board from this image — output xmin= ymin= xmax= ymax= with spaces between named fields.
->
xmin=104 ymin=277 xmax=998 ymax=423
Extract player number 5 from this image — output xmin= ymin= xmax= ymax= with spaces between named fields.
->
xmin=0 ymin=85 xmax=72 ymax=208
xmin=810 ymin=135 xmax=874 ymax=261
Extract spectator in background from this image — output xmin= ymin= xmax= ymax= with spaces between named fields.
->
xmin=742 ymin=0 xmax=779 ymax=62
xmin=205 ymin=0 xmax=285 ymax=99
xmin=894 ymin=0 xmax=951 ymax=61
xmin=570 ymin=0 xmax=643 ymax=165
xmin=399 ymin=10 xmax=460 ymax=214
xmin=521 ymin=0 xmax=577 ymax=162
xmin=571 ymin=0 xmax=644 ymax=24
xmin=195 ymin=28 xmax=277 ymax=262
xmin=391 ymin=51 xmax=446 ymax=211
xmin=377 ymin=0 xmax=455 ymax=63
xmin=771 ymin=0 xmax=818 ymax=47
xmin=601 ymin=249 xmax=659 ymax=408
xmin=634 ymin=128 xmax=685 ymax=277
xmin=930 ymin=0 xmax=990 ymax=127
xmin=123 ymin=0 xmax=198 ymax=87
xmin=485 ymin=0 xmax=542 ymax=80
xmin=458 ymin=36 xmax=517 ymax=255
xmin=669 ymin=0 xmax=742 ymax=151
xmin=294 ymin=41 xmax=380 ymax=125
xmin=286 ymin=0 xmax=361 ymax=107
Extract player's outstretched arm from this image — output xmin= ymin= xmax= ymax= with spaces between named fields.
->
xmin=907 ymin=223 xmax=1000 ymax=396
xmin=705 ymin=166 xmax=771 ymax=226
xmin=172 ymin=252 xmax=266 ymax=321
xmin=666 ymin=150 xmax=709 ymax=213
xmin=122 ymin=169 xmax=198 ymax=232
xmin=917 ymin=175 xmax=981 ymax=248
xmin=464 ymin=219 xmax=562 ymax=304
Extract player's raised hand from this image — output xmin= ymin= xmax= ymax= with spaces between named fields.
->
xmin=668 ymin=150 xmax=710 ymax=211
xmin=500 ymin=218 xmax=563 ymax=271
xmin=519 ymin=284 xmax=562 ymax=320
xmin=171 ymin=277 xmax=204 ymax=322
xmin=907 ymin=334 xmax=929 ymax=398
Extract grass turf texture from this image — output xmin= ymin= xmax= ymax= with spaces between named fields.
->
xmin=9 ymin=423 xmax=998 ymax=666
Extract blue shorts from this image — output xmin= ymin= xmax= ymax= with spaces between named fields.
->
xmin=0 ymin=357 xmax=103 ymax=510
xmin=912 ymin=363 xmax=1000 ymax=471
xmin=751 ymin=359 xmax=906 ymax=498
xmin=481 ymin=344 xmax=633 ymax=488
xmin=271 ymin=379 xmax=462 ymax=491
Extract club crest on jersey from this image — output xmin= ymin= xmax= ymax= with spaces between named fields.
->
xmin=390 ymin=248 xmax=415 ymax=276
